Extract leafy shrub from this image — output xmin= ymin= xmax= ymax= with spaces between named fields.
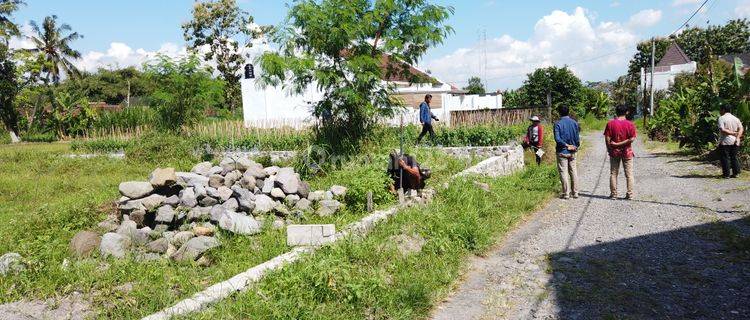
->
xmin=308 ymin=158 xmax=395 ymax=212
xmin=70 ymin=138 xmax=130 ymax=153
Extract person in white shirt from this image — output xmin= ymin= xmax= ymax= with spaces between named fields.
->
xmin=717 ymin=105 xmax=744 ymax=178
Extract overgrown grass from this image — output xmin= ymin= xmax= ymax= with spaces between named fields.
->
xmin=0 ymin=140 xmax=471 ymax=318
xmin=192 ymin=165 xmax=558 ymax=319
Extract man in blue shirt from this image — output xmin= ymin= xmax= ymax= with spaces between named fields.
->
xmin=417 ymin=94 xmax=439 ymax=144
xmin=553 ymin=105 xmax=580 ymax=199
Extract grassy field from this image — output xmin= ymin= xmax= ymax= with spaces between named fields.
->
xmin=0 ymin=140 xmax=470 ymax=318
xmin=191 ymin=166 xmax=558 ymax=319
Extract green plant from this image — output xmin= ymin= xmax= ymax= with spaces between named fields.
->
xmin=144 ymin=54 xmax=224 ymax=131
xmin=92 ymin=106 xmax=156 ymax=131
xmin=49 ymin=89 xmax=95 ymax=138
xmin=123 ymin=132 xmax=199 ymax=169
xmin=21 ymin=130 xmax=56 ymax=142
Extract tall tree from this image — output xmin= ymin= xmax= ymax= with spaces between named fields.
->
xmin=521 ymin=66 xmax=583 ymax=112
xmin=182 ymin=0 xmax=263 ymax=111
xmin=260 ymin=0 xmax=453 ymax=154
xmin=0 ymin=0 xmax=23 ymax=43
xmin=463 ymin=76 xmax=486 ymax=94
xmin=25 ymin=15 xmax=82 ymax=84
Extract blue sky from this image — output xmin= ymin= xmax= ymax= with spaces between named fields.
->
xmin=12 ymin=0 xmax=748 ymax=89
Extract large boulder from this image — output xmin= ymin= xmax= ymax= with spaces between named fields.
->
xmin=118 ymin=200 xmax=146 ymax=214
xmin=222 ymin=198 xmax=239 ymax=211
xmin=191 ymin=161 xmax=213 ymax=176
xmin=215 ymin=187 xmax=233 ymax=202
xmin=239 ymin=172 xmax=257 ymax=189
xmin=171 ymin=236 xmax=220 ymax=262
xmin=224 ymin=170 xmax=242 ymax=187
xmin=298 ymin=181 xmax=310 ymax=199
xmin=149 ymin=168 xmax=177 ymax=188
xmin=270 ymin=187 xmax=285 ymax=199
xmin=179 ymin=188 xmax=198 ymax=208
xmin=330 ymin=185 xmax=347 ymax=198
xmin=261 ymin=177 xmax=275 ymax=194
xmin=100 ymin=233 xmax=131 ymax=258
xmin=208 ymin=174 xmax=225 ymax=189
xmin=308 ymin=190 xmax=326 ymax=202
xmin=294 ymin=198 xmax=312 ymax=212
xmin=169 ymin=231 xmax=195 ymax=248
xmin=244 ymin=162 xmax=267 ymax=179
xmin=253 ymin=194 xmax=275 ymax=214
xmin=199 ymin=196 xmax=219 ymax=207
xmin=116 ymin=220 xmax=138 ymax=240
xmin=218 ymin=212 xmax=261 ymax=235
xmin=155 ymin=205 xmax=176 ymax=224
xmin=138 ymin=194 xmax=167 ymax=211
xmin=146 ymin=238 xmax=169 ymax=254
xmin=317 ymin=199 xmax=342 ymax=217
xmin=264 ymin=166 xmax=280 ymax=176
xmin=275 ymin=167 xmax=300 ymax=194
xmin=176 ymin=172 xmax=209 ymax=187
xmin=187 ymin=206 xmax=212 ymax=221
xmin=165 ymin=195 xmax=181 ymax=207
xmin=70 ymin=231 xmax=101 ymax=258
xmin=210 ymin=205 xmax=230 ymax=222
xmin=0 ymin=252 xmax=25 ymax=276
xmin=119 ymin=181 xmax=153 ymax=199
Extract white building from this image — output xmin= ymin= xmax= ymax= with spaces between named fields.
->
xmin=640 ymin=42 xmax=697 ymax=92
xmin=241 ymin=54 xmax=502 ymax=128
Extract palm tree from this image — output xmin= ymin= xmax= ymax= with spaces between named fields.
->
xmin=25 ymin=15 xmax=82 ymax=84
xmin=0 ymin=0 xmax=24 ymax=44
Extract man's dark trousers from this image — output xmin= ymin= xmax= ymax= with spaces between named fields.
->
xmin=417 ymin=123 xmax=435 ymax=144
xmin=719 ymin=144 xmax=741 ymax=177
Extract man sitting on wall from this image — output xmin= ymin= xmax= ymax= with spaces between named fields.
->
xmin=388 ymin=153 xmax=431 ymax=191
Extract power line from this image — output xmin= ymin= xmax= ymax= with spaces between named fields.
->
xmin=670 ymin=0 xmax=710 ymax=36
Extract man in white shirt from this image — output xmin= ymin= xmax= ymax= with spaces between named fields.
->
xmin=717 ymin=105 xmax=744 ymax=178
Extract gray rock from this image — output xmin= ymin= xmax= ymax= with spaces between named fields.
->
xmin=308 ymin=190 xmax=326 ymax=201
xmin=165 ymin=195 xmax=181 ymax=206
xmin=100 ymin=233 xmax=130 ymax=258
xmin=261 ymin=177 xmax=275 ymax=194
xmin=149 ymin=167 xmax=177 ymax=188
xmin=271 ymin=187 xmax=285 ymax=199
xmin=69 ymin=230 xmax=101 ymax=258
xmin=264 ymin=166 xmax=280 ymax=176
xmin=119 ymin=200 xmax=146 ymax=214
xmin=219 ymin=157 xmax=251 ymax=173
xmin=134 ymin=227 xmax=151 ymax=246
xmin=194 ymin=184 xmax=207 ymax=198
xmin=224 ymin=170 xmax=243 ymax=187
xmin=298 ymin=181 xmax=310 ymax=199
xmin=139 ymin=194 xmax=167 ymax=211
xmin=324 ymin=191 xmax=334 ymax=200
xmin=170 ymin=231 xmax=195 ymax=248
xmin=116 ymin=220 xmax=138 ymax=240
xmin=200 ymin=196 xmax=219 ymax=207
xmin=118 ymin=181 xmax=153 ymax=199
xmin=218 ymin=212 xmax=261 ymax=235
xmin=294 ymin=198 xmax=312 ymax=212
xmin=171 ymin=236 xmax=220 ymax=262
xmin=275 ymin=167 xmax=300 ymax=194
xmin=0 ymin=252 xmax=25 ymax=276
xmin=98 ymin=219 xmax=120 ymax=232
xmin=179 ymin=187 xmax=198 ymax=208
xmin=117 ymin=196 xmax=130 ymax=204
xmin=176 ymin=172 xmax=209 ymax=187
xmin=187 ymin=206 xmax=211 ymax=221
xmin=245 ymin=162 xmax=267 ymax=179
xmin=208 ymin=174 xmax=225 ymax=188
xmin=274 ymin=204 xmax=291 ymax=217
xmin=150 ymin=224 xmax=169 ymax=239
xmin=231 ymin=185 xmax=255 ymax=201
xmin=146 ymin=238 xmax=169 ymax=254
xmin=129 ymin=209 xmax=146 ymax=227
xmin=210 ymin=205 xmax=229 ymax=222
xmin=208 ymin=166 xmax=223 ymax=176
xmin=155 ymin=205 xmax=175 ymax=224
xmin=191 ymin=161 xmax=213 ymax=176
xmin=272 ymin=219 xmax=285 ymax=230
xmin=253 ymin=194 xmax=275 ymax=214
xmin=239 ymin=171 xmax=257 ymax=189
xmin=215 ymin=186 xmax=233 ymax=202
xmin=222 ymin=198 xmax=239 ymax=211
xmin=317 ymin=199 xmax=342 ymax=217
xmin=330 ymin=185 xmax=347 ymax=198
xmin=285 ymin=194 xmax=301 ymax=206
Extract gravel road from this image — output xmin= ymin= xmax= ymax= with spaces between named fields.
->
xmin=432 ymin=131 xmax=750 ymax=320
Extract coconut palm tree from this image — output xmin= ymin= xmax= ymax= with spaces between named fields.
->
xmin=25 ymin=15 xmax=82 ymax=84
xmin=0 ymin=0 xmax=24 ymax=43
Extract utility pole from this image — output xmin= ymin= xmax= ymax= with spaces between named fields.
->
xmin=649 ymin=39 xmax=655 ymax=120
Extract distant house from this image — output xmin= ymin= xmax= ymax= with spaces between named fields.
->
xmin=719 ymin=52 xmax=750 ymax=75
xmin=240 ymin=53 xmax=501 ymax=128
xmin=640 ymin=42 xmax=697 ymax=92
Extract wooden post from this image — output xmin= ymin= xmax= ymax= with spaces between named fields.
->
xmin=367 ymin=191 xmax=373 ymax=212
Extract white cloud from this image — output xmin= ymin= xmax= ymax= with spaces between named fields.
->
xmin=628 ymin=9 xmax=662 ymax=28
xmin=77 ymin=42 xmax=187 ymax=71
xmin=424 ymin=7 xmax=638 ymax=89
xmin=736 ymin=0 xmax=750 ymax=18
xmin=672 ymin=0 xmax=701 ymax=6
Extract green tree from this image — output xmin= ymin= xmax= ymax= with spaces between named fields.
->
xmin=520 ymin=66 xmax=583 ymax=114
xmin=182 ymin=0 xmax=264 ymax=111
xmin=260 ymin=0 xmax=453 ymax=154
xmin=60 ymin=67 xmax=154 ymax=105
xmin=144 ymin=54 xmax=224 ymax=131
xmin=48 ymin=88 xmax=94 ymax=138
xmin=501 ymin=88 xmax=526 ymax=108
xmin=0 ymin=0 xmax=23 ymax=43
xmin=25 ymin=15 xmax=82 ymax=84
xmin=463 ymin=76 xmax=485 ymax=94
xmin=0 ymin=45 xmax=20 ymax=142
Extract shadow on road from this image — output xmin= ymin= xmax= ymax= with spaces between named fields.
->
xmin=577 ymin=193 xmax=748 ymax=215
xmin=547 ymin=216 xmax=750 ymax=319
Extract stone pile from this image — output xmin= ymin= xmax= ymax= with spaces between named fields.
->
xmin=75 ymin=156 xmax=347 ymax=263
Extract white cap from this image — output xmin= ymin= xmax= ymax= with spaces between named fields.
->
xmin=529 ymin=116 xmax=540 ymax=122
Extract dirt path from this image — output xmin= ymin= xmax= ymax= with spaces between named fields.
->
xmin=432 ymin=131 xmax=750 ymax=320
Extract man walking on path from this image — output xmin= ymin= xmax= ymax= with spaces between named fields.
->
xmin=524 ymin=116 xmax=544 ymax=165
xmin=417 ymin=94 xmax=439 ymax=145
xmin=604 ymin=105 xmax=637 ymax=200
xmin=717 ymin=105 xmax=744 ymax=178
xmin=554 ymin=106 xmax=580 ymax=199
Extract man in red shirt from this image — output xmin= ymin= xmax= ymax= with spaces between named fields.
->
xmin=604 ymin=105 xmax=637 ymax=200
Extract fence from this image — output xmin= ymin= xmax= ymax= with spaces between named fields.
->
xmin=450 ymin=107 xmax=549 ymax=127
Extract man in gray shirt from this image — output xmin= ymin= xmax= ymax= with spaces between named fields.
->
xmin=717 ymin=105 xmax=744 ymax=178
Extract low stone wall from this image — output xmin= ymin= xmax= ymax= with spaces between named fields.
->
xmin=440 ymin=144 xmax=520 ymax=159
xmin=454 ymin=145 xmax=525 ymax=177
